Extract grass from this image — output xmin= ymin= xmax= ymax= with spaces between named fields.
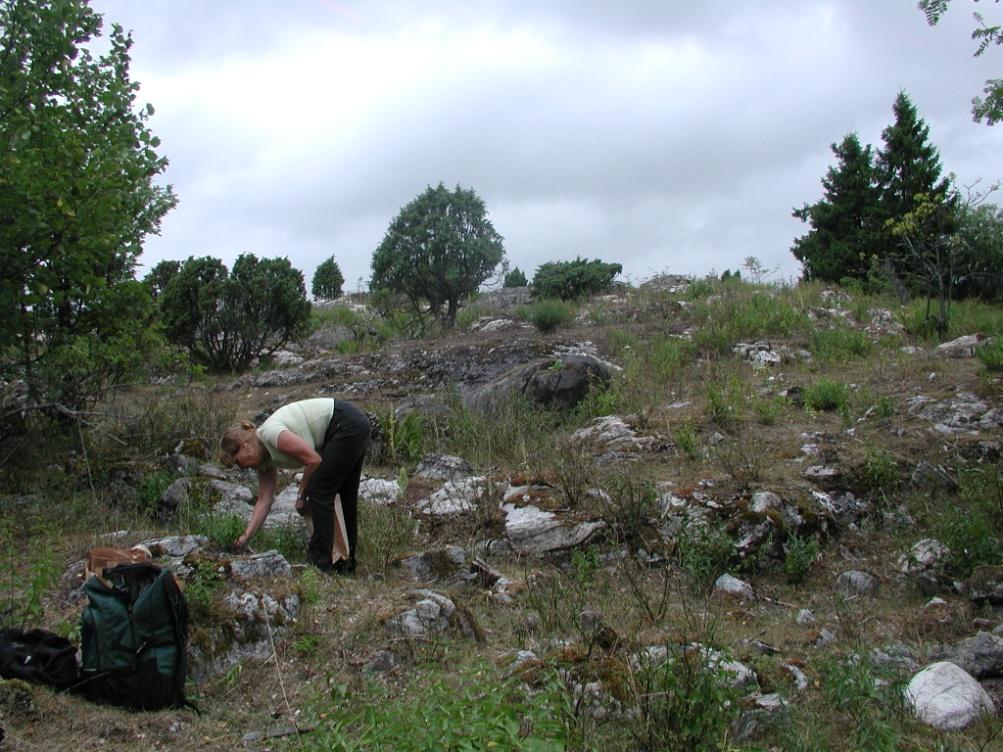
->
xmin=6 ymin=275 xmax=1003 ymax=752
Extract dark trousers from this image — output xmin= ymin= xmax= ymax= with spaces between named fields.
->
xmin=305 ymin=400 xmax=371 ymax=570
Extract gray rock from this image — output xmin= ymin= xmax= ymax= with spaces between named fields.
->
xmin=229 ymin=550 xmax=293 ymax=579
xmin=418 ymin=476 xmax=488 ymax=516
xmin=569 ymin=416 xmax=659 ymax=456
xmin=399 ymin=546 xmax=467 ymax=584
xmin=904 ymin=662 xmax=995 ymax=731
xmin=796 ymin=609 xmax=816 ymax=626
xmin=502 ymin=503 xmax=605 ymax=554
xmin=871 ymin=643 xmax=919 ymax=674
xmin=898 ymin=539 xmax=951 ymax=575
xmin=714 ymin=573 xmax=756 ymax=601
xmin=414 ymin=454 xmax=474 ymax=481
xmin=929 ymin=632 xmax=1003 ymax=679
xmin=837 ymin=570 xmax=880 ymax=597
xmin=365 ymin=649 xmax=398 ymax=674
xmin=189 ymin=589 xmax=300 ymax=680
xmin=160 ymin=478 xmax=192 ymax=515
xmin=140 ymin=535 xmax=208 ymax=558
xmin=964 ymin=565 xmax=1003 ymax=605
xmin=465 ymin=355 xmax=612 ymax=412
xmin=911 ymin=462 xmax=959 ymax=492
xmin=359 ymin=477 xmax=402 ymax=505
xmin=209 ymin=479 xmax=253 ymax=506
xmin=385 ymin=590 xmax=456 ymax=638
xmin=935 ymin=334 xmax=983 ymax=358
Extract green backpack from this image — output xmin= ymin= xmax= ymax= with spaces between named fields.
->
xmin=79 ymin=562 xmax=190 ymax=710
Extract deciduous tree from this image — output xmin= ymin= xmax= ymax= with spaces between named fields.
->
xmin=0 ymin=0 xmax=176 ymax=412
xmin=371 ymin=183 xmax=505 ymax=328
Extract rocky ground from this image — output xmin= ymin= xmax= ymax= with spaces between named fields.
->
xmin=2 ymin=279 xmax=1002 ymax=751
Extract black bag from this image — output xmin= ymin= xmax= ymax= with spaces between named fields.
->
xmin=0 ymin=628 xmax=79 ymax=690
xmin=79 ymin=562 xmax=190 ymax=710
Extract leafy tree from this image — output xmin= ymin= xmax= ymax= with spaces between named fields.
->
xmin=312 ymin=256 xmax=345 ymax=300
xmin=887 ymin=191 xmax=964 ymax=336
xmin=504 ymin=267 xmax=528 ymax=287
xmin=0 ymin=0 xmax=176 ymax=412
xmin=920 ymin=0 xmax=1003 ymax=124
xmin=532 ymin=257 xmax=622 ymax=301
xmin=371 ymin=183 xmax=505 ymax=328
xmin=158 ymin=254 xmax=311 ymax=372
xmin=144 ymin=260 xmax=180 ymax=302
xmin=954 ymin=193 xmax=1003 ymax=300
xmin=791 ymin=133 xmax=882 ymax=282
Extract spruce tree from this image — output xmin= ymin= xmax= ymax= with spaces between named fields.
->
xmin=876 ymin=92 xmax=955 ymax=287
xmin=791 ymin=133 xmax=881 ymax=282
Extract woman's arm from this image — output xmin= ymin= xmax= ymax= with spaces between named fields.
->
xmin=276 ymin=429 xmax=323 ymax=504
xmin=235 ymin=465 xmax=278 ymax=548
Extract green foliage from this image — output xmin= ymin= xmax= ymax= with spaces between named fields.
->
xmin=937 ymin=463 xmax=1003 ymax=576
xmin=783 ymin=534 xmax=819 ymax=584
xmin=976 ymin=337 xmax=1003 ymax=372
xmin=692 ymin=287 xmax=810 ymax=355
xmin=599 ymin=471 xmax=659 ymax=549
xmin=378 ymin=410 xmax=426 ymax=466
xmin=360 ymin=498 xmax=417 ymax=577
xmin=792 ymin=132 xmax=882 ymax=283
xmin=503 ymin=266 xmax=528 ymax=287
xmin=672 ymin=423 xmax=700 ymax=460
xmin=920 ymin=0 xmax=1003 ymax=125
xmin=0 ymin=0 xmax=177 ymax=412
xmin=860 ymin=446 xmax=898 ymax=493
xmin=626 ymin=644 xmax=743 ymax=752
xmin=675 ymin=524 xmax=734 ymax=593
xmin=753 ymin=396 xmax=786 ymax=426
xmin=803 ymin=379 xmax=850 ymax=413
xmin=814 ymin=654 xmax=906 ymax=752
xmin=156 ymin=253 xmax=311 ymax=372
xmin=809 ymin=324 xmax=874 ymax=363
xmin=371 ymin=183 xmax=505 ymax=328
xmin=183 ymin=560 xmax=225 ymax=617
xmin=0 ymin=517 xmax=61 ymax=629
xmin=312 ymin=256 xmax=345 ymax=300
xmin=518 ymin=298 xmax=577 ymax=333
xmin=705 ymin=375 xmax=746 ymax=428
xmin=531 ymin=257 xmax=622 ymax=302
xmin=309 ymin=668 xmax=571 ymax=751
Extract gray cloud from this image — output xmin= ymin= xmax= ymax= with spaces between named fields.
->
xmin=96 ymin=0 xmax=1003 ymax=290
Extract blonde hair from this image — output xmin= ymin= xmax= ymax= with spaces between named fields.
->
xmin=220 ymin=420 xmax=258 ymax=467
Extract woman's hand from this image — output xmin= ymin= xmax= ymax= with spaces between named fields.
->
xmin=234 ymin=533 xmax=250 ymax=550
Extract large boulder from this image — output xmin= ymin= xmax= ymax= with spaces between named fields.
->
xmin=465 ymin=355 xmax=612 ymax=412
xmin=929 ymin=632 xmax=1003 ymax=679
xmin=904 ymin=662 xmax=995 ymax=730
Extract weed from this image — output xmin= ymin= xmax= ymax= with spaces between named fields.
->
xmin=803 ymin=379 xmax=849 ymax=413
xmin=937 ymin=464 xmax=1003 ymax=576
xmin=810 ymin=324 xmax=874 ymax=363
xmin=555 ymin=440 xmax=596 ymax=509
xmin=712 ymin=438 xmax=768 ymax=490
xmin=814 ymin=654 xmax=907 ymax=752
xmin=623 ymin=641 xmax=743 ymax=752
xmin=308 ymin=667 xmax=572 ymax=751
xmin=672 ymin=422 xmax=700 ymax=460
xmin=0 ymin=517 xmax=61 ymax=629
xmin=599 ymin=471 xmax=659 ymax=550
xmin=359 ymin=498 xmax=417 ymax=576
xmin=753 ymin=395 xmax=786 ymax=426
xmin=518 ymin=298 xmax=577 ymax=333
xmin=860 ymin=446 xmax=899 ymax=494
xmin=705 ymin=375 xmax=746 ymax=428
xmin=976 ymin=338 xmax=1003 ymax=373
xmin=378 ymin=409 xmax=426 ymax=466
xmin=783 ymin=534 xmax=819 ymax=584
xmin=184 ymin=559 xmax=225 ymax=617
xmin=675 ymin=523 xmax=734 ymax=593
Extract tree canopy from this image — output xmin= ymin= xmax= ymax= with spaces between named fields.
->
xmin=0 ymin=0 xmax=176 ymax=413
xmin=531 ymin=257 xmax=623 ymax=301
xmin=312 ymin=256 xmax=345 ymax=300
xmin=371 ymin=183 xmax=505 ymax=328
xmin=156 ymin=254 xmax=311 ymax=372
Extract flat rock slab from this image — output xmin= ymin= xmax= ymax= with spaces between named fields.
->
xmin=502 ymin=503 xmax=605 ymax=554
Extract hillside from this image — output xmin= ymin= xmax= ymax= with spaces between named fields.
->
xmin=1 ymin=277 xmax=1002 ymax=751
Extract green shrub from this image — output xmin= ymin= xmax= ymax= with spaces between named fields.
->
xmin=312 ymin=256 xmax=345 ymax=300
xmin=705 ymin=376 xmax=746 ymax=427
xmin=803 ymin=379 xmax=849 ymax=413
xmin=503 ymin=267 xmax=528 ymax=287
xmin=599 ymin=472 xmax=659 ymax=549
xmin=626 ymin=643 xmax=743 ymax=752
xmin=531 ymin=256 xmax=622 ymax=301
xmin=518 ymin=298 xmax=577 ymax=333
xmin=976 ymin=338 xmax=1003 ymax=372
xmin=157 ymin=253 xmax=311 ymax=373
xmin=753 ymin=396 xmax=786 ymax=425
xmin=309 ymin=668 xmax=572 ymax=751
xmin=377 ymin=409 xmax=426 ymax=466
xmin=676 ymin=524 xmax=734 ymax=593
xmin=860 ymin=446 xmax=898 ymax=493
xmin=672 ymin=422 xmax=699 ymax=460
xmin=783 ymin=534 xmax=819 ymax=584
xmin=814 ymin=654 xmax=905 ymax=752
xmin=359 ymin=498 xmax=417 ymax=576
xmin=809 ymin=325 xmax=874 ymax=363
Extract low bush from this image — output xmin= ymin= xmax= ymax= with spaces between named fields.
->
xmin=532 ymin=257 xmax=622 ymax=301
xmin=809 ymin=324 xmax=874 ymax=363
xmin=976 ymin=338 xmax=1003 ymax=372
xmin=803 ymin=379 xmax=849 ymax=413
xmin=518 ymin=298 xmax=577 ymax=333
xmin=783 ymin=534 xmax=819 ymax=584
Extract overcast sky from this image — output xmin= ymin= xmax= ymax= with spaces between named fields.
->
xmin=92 ymin=0 xmax=1003 ymax=292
